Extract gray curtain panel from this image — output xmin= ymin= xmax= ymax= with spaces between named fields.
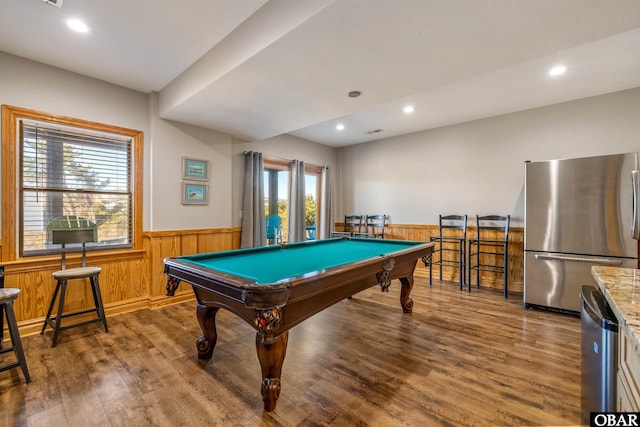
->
xmin=240 ymin=151 xmax=266 ymax=248
xmin=318 ymin=166 xmax=332 ymax=240
xmin=287 ymin=159 xmax=306 ymax=243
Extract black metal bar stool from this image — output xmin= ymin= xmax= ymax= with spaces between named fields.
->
xmin=428 ymin=215 xmax=468 ymax=289
xmin=331 ymin=214 xmax=363 ymax=237
xmin=0 ymin=286 xmax=31 ymax=383
xmin=360 ymin=214 xmax=387 ymax=239
xmin=41 ymin=227 xmax=108 ymax=347
xmin=467 ymin=214 xmax=511 ymax=297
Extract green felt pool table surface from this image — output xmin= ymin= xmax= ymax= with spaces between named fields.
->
xmin=177 ymin=238 xmax=425 ymax=284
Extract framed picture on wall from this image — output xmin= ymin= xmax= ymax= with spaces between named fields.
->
xmin=182 ymin=157 xmax=209 ymax=181
xmin=182 ymin=182 xmax=208 ymax=205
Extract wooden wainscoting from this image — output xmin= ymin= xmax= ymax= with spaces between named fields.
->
xmin=345 ymin=223 xmax=524 ymax=294
xmin=2 ymin=223 xmax=519 ymax=338
xmin=0 ymin=227 xmax=241 ymax=336
xmin=144 ymin=228 xmax=241 ymax=306
xmin=1 ymin=250 xmax=148 ymax=336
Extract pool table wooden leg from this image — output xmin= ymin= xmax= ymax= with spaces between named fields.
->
xmin=399 ymin=276 xmax=414 ymax=313
xmin=256 ymin=331 xmax=289 ymax=412
xmin=196 ymin=304 xmax=219 ymax=359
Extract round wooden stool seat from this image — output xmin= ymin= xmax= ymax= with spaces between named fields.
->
xmin=52 ymin=266 xmax=102 ymax=280
xmin=0 ymin=288 xmax=20 ymax=303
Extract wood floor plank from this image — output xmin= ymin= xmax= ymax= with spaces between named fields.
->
xmin=0 ymin=277 xmax=581 ymax=426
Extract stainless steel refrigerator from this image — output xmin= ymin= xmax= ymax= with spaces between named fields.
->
xmin=524 ymin=152 xmax=640 ymax=314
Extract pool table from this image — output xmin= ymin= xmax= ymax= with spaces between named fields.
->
xmin=164 ymin=237 xmax=433 ymax=412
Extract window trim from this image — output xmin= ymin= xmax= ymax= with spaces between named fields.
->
xmin=1 ymin=105 xmax=144 ymax=261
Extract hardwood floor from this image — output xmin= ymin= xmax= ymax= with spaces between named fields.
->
xmin=0 ymin=277 xmax=581 ymax=426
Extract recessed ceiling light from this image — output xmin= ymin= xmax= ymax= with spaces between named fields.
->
xmin=403 ymin=105 xmax=415 ymax=114
xmin=336 ymin=124 xmax=345 ymax=131
xmin=42 ymin=0 xmax=63 ymax=8
xmin=67 ymin=19 xmax=89 ymax=33
xmin=548 ymin=65 xmax=567 ymax=77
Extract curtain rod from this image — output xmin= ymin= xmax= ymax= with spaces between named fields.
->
xmin=243 ymin=151 xmax=326 ymax=170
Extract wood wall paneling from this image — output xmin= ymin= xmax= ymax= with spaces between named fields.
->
xmin=144 ymin=228 xmax=241 ymax=305
xmin=341 ymin=223 xmax=524 ymax=293
xmin=2 ymin=224 xmax=520 ymax=338
xmin=1 ymin=228 xmax=241 ymax=336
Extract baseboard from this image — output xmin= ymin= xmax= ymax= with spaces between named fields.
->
xmin=149 ymin=291 xmax=195 ymax=309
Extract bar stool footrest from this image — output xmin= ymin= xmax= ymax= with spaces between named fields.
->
xmin=0 ymin=360 xmax=21 ymax=373
xmin=45 ymin=315 xmax=107 ymax=333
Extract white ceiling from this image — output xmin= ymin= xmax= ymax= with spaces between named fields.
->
xmin=1 ymin=0 xmax=640 ymax=147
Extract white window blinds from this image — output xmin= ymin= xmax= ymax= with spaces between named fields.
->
xmin=20 ymin=121 xmax=133 ymax=254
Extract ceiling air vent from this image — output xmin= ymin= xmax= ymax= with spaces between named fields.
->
xmin=42 ymin=0 xmax=63 ymax=8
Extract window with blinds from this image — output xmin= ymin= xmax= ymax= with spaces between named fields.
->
xmin=20 ymin=121 xmax=133 ymax=255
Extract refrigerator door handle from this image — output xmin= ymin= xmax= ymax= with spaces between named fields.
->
xmin=533 ymin=253 xmax=624 ymax=266
xmin=632 ymin=170 xmax=639 ymax=240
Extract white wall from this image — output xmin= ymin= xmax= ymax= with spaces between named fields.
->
xmin=338 ymin=87 xmax=640 ymax=227
xmin=0 ymin=52 xmax=152 ymax=230
xmin=0 ymin=51 xmax=338 ymax=232
xmin=0 ymin=52 xmax=239 ymax=232
xmin=148 ymin=93 xmax=234 ymax=230
xmin=0 ymin=53 xmax=149 ymax=130
xmin=4 ymin=51 xmax=639 ymax=232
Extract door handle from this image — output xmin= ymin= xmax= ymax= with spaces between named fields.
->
xmin=632 ymin=170 xmax=639 ymax=240
xmin=534 ymin=253 xmax=624 ymax=266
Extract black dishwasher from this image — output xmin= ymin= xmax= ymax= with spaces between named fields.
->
xmin=580 ymin=285 xmax=618 ymax=425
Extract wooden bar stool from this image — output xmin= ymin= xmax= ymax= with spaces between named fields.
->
xmin=41 ymin=227 xmax=109 ymax=347
xmin=0 ymin=288 xmax=31 ymax=383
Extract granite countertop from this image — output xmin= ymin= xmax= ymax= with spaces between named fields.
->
xmin=591 ymin=266 xmax=640 ymax=351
